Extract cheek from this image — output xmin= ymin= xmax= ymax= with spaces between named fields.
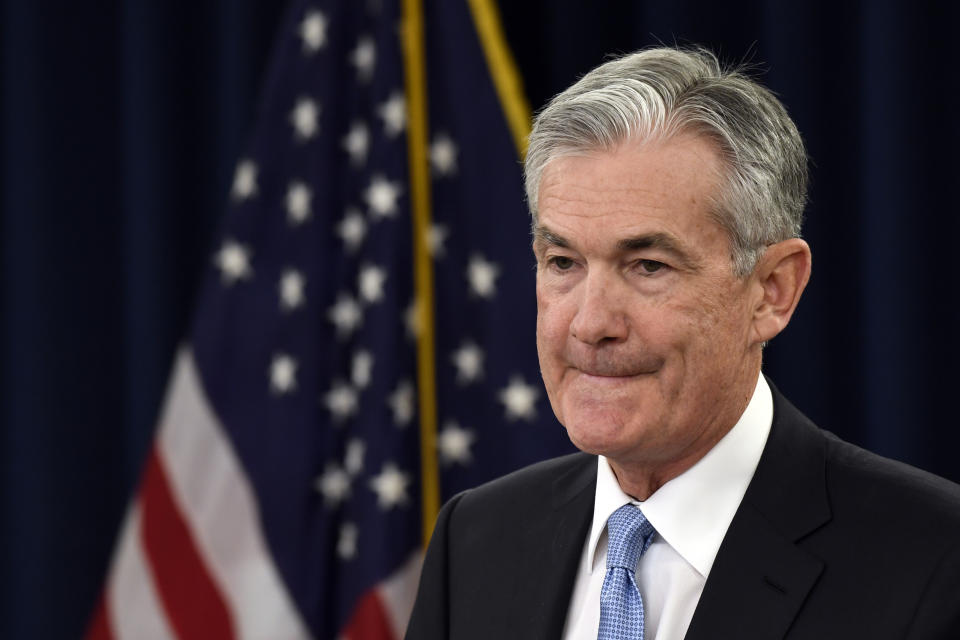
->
xmin=633 ymin=298 xmax=726 ymax=380
xmin=535 ymin=288 xmax=572 ymax=379
xmin=675 ymin=289 xmax=751 ymax=363
xmin=536 ymin=286 xmax=566 ymax=343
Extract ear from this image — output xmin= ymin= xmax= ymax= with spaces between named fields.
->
xmin=750 ymin=238 xmax=811 ymax=345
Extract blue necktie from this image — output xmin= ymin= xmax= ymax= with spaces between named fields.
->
xmin=598 ymin=504 xmax=656 ymax=640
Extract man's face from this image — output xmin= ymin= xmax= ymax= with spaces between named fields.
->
xmin=534 ymin=135 xmax=761 ymax=471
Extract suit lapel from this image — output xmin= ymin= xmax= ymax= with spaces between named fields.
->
xmin=501 ymin=453 xmax=596 ymax=640
xmin=685 ymin=383 xmax=831 ymax=640
xmin=684 ymin=503 xmax=824 ymax=639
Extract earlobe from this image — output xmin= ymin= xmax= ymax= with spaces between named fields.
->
xmin=751 ymin=238 xmax=812 ymax=344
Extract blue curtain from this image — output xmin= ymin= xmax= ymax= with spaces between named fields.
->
xmin=3 ymin=0 xmax=958 ymax=637
xmin=1 ymin=1 xmax=286 ymax=637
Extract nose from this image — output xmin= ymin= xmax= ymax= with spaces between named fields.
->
xmin=569 ymin=270 xmax=629 ymax=346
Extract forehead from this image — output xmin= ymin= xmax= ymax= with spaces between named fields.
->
xmin=536 ymin=135 xmax=726 ymax=250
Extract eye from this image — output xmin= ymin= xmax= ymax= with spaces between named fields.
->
xmin=547 ymin=255 xmax=575 ymax=271
xmin=637 ymin=259 xmax=666 ymax=274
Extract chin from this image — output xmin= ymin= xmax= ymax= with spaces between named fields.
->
xmin=560 ymin=404 xmax=638 ymax=456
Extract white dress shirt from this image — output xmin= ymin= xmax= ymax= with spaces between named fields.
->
xmin=561 ymin=374 xmax=773 ymax=640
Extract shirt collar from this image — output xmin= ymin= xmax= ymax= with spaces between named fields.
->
xmin=586 ymin=373 xmax=773 ymax=577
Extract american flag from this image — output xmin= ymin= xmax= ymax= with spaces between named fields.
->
xmin=88 ymin=0 xmax=575 ymax=638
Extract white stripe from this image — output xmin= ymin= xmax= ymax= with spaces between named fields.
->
xmin=156 ymin=347 xmax=311 ymax=640
xmin=107 ymin=505 xmax=176 ymax=640
xmin=378 ymin=552 xmax=424 ymax=639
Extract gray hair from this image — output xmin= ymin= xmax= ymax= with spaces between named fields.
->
xmin=524 ymin=47 xmax=808 ymax=276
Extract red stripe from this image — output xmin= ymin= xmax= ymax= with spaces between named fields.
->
xmin=341 ymin=588 xmax=395 ymax=640
xmin=140 ymin=447 xmax=236 ymax=640
xmin=84 ymin=593 xmax=114 ymax=640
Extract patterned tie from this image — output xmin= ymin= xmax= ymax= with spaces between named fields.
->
xmin=598 ymin=504 xmax=656 ymax=640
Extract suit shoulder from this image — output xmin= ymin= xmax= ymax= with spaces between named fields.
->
xmin=769 ymin=383 xmax=960 ymax=535
xmin=447 ymin=452 xmax=595 ymax=520
xmin=822 ymin=429 xmax=960 ymax=535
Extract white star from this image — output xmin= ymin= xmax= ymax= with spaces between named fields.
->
xmin=369 ymin=463 xmax=411 ymax=509
xmin=364 ymin=175 xmax=402 ymax=219
xmin=323 ymin=381 xmax=358 ymax=422
xmin=285 ymin=181 xmax=312 ymax=225
xmin=349 ymin=36 xmax=376 ymax=82
xmin=342 ymin=121 xmax=370 ymax=166
xmin=344 ymin=438 xmax=365 ymax=476
xmin=327 ymin=293 xmax=363 ymax=337
xmin=388 ymin=379 xmax=415 ymax=427
xmin=314 ymin=464 xmax=350 ymax=506
xmin=358 ymin=264 xmax=387 ymax=303
xmin=290 ymin=97 xmax=320 ymax=141
xmin=404 ymin=299 xmax=421 ymax=339
xmin=352 ymin=349 xmax=373 ymax=388
xmin=426 ymin=223 xmax=448 ymax=258
xmin=279 ymin=269 xmax=306 ymax=311
xmin=377 ymin=92 xmax=406 ymax=137
xmin=336 ymin=208 xmax=367 ymax=252
xmin=230 ymin=159 xmax=258 ymax=201
xmin=214 ymin=239 xmax=253 ymax=285
xmin=437 ymin=421 xmax=476 ymax=466
xmin=299 ymin=9 xmax=328 ymax=53
xmin=467 ymin=254 xmax=500 ymax=298
xmin=269 ymin=353 xmax=298 ymax=395
xmin=499 ymin=376 xmax=539 ymax=421
xmin=451 ymin=341 xmax=484 ymax=385
xmin=430 ymin=133 xmax=458 ymax=177
xmin=337 ymin=522 xmax=358 ymax=560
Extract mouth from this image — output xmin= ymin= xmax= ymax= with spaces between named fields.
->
xmin=564 ymin=350 xmax=663 ymax=381
xmin=575 ymin=369 xmax=652 ymax=384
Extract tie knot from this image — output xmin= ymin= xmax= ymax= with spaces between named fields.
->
xmin=605 ymin=504 xmax=655 ymax=572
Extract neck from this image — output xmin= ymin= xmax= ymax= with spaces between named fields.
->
xmin=608 ymin=369 xmax=760 ymax=501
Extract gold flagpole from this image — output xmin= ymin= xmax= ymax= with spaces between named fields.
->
xmin=401 ymin=0 xmax=440 ymax=546
xmin=467 ymin=0 xmax=533 ymax=159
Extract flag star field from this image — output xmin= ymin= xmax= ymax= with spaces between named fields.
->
xmin=96 ymin=1 xmax=577 ymax=638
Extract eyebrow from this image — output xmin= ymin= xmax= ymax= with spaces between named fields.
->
xmin=533 ymin=225 xmax=700 ymax=270
xmin=617 ymin=232 xmax=684 ymax=255
xmin=532 ymin=226 xmax=569 ymax=248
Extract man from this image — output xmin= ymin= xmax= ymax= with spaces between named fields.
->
xmin=405 ymin=47 xmax=960 ymax=639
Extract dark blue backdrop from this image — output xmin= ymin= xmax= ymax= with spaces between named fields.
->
xmin=3 ymin=1 xmax=958 ymax=638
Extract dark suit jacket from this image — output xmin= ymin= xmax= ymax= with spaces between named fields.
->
xmin=405 ymin=384 xmax=960 ymax=639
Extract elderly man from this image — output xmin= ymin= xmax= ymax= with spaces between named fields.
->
xmin=405 ymin=47 xmax=960 ymax=640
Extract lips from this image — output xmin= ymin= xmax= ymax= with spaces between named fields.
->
xmin=578 ymin=369 xmax=644 ymax=378
xmin=565 ymin=352 xmax=663 ymax=378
